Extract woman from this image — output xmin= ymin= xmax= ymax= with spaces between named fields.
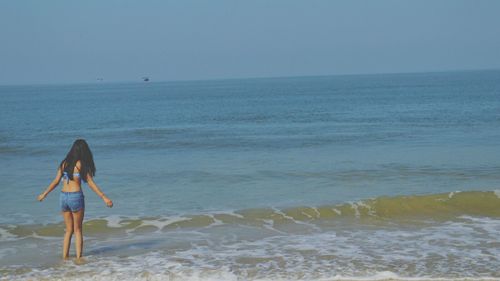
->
xmin=37 ymin=139 xmax=113 ymax=259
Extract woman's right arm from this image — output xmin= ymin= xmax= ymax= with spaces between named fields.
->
xmin=86 ymin=174 xmax=113 ymax=207
xmin=38 ymin=167 xmax=63 ymax=201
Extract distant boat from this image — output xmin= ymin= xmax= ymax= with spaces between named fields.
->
xmin=142 ymin=77 xmax=150 ymax=82
xmin=97 ymin=78 xmax=103 ymax=82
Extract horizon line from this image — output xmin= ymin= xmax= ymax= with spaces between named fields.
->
xmin=1 ymin=67 xmax=499 ymax=87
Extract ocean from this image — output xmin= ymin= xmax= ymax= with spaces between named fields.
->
xmin=1 ymin=70 xmax=499 ymax=280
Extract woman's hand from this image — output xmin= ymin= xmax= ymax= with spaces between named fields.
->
xmin=37 ymin=192 xmax=47 ymax=201
xmin=103 ymin=196 xmax=113 ymax=208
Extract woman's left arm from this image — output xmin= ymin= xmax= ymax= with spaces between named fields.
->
xmin=86 ymin=174 xmax=113 ymax=207
xmin=38 ymin=167 xmax=63 ymax=201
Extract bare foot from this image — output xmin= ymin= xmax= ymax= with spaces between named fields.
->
xmin=74 ymin=257 xmax=87 ymax=265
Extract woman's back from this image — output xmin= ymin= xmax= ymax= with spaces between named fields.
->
xmin=61 ymin=160 xmax=83 ymax=192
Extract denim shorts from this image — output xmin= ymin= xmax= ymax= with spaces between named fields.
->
xmin=60 ymin=191 xmax=85 ymax=212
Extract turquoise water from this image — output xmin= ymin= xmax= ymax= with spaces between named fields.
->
xmin=1 ymin=70 xmax=500 ymax=280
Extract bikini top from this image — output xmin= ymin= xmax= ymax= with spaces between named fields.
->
xmin=62 ymin=171 xmax=81 ymax=183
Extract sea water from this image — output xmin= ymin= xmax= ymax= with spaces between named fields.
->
xmin=1 ymin=70 xmax=499 ymax=280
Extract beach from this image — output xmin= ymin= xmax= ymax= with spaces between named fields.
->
xmin=1 ymin=70 xmax=500 ymax=280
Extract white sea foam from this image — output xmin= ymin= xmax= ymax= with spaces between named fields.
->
xmin=222 ymin=211 xmax=245 ymax=219
xmin=105 ymin=215 xmax=126 ymax=228
xmin=30 ymin=232 xmax=60 ymax=241
xmin=447 ymin=190 xmax=461 ymax=199
xmin=0 ymin=225 xmax=18 ymax=242
xmin=355 ymin=201 xmax=375 ymax=216
xmin=205 ymin=214 xmax=225 ymax=227
xmin=139 ymin=216 xmax=190 ymax=232
xmin=260 ymin=218 xmax=287 ymax=234
xmin=494 ymin=189 xmax=500 ymax=199
xmin=5 ymin=215 xmax=499 ymax=281
xmin=331 ymin=208 xmax=342 ymax=215
xmin=312 ymin=207 xmax=321 ymax=218
xmin=349 ymin=202 xmax=361 ymax=218
xmin=300 ymin=210 xmax=314 ymax=219
xmin=271 ymin=207 xmax=322 ymax=231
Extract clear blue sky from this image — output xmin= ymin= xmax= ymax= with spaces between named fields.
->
xmin=1 ymin=0 xmax=499 ymax=85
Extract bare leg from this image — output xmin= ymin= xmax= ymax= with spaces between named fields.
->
xmin=62 ymin=211 xmax=74 ymax=259
xmin=72 ymin=208 xmax=85 ymax=259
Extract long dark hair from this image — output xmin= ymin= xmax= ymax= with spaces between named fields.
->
xmin=60 ymin=139 xmax=96 ymax=182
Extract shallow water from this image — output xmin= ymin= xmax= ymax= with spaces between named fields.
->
xmin=1 ymin=71 xmax=500 ymax=280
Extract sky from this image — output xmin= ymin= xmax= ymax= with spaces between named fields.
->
xmin=1 ymin=0 xmax=500 ymax=85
